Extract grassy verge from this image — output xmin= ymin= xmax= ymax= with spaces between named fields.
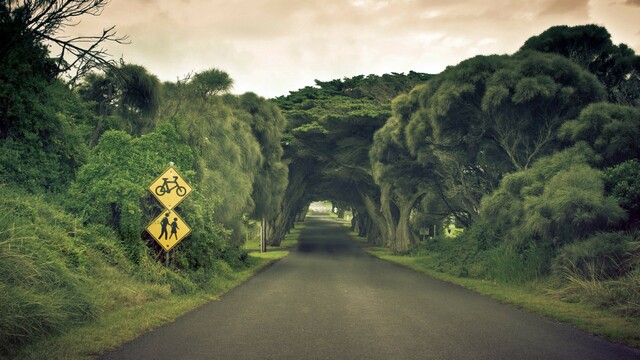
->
xmin=14 ymin=261 xmax=274 ymax=360
xmin=353 ymin=236 xmax=640 ymax=349
xmin=12 ymin=224 xmax=302 ymax=360
xmin=243 ymin=222 xmax=304 ymax=256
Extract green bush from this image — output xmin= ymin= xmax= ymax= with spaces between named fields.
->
xmin=70 ymin=125 xmax=195 ymax=262
xmin=559 ymin=102 xmax=640 ymax=167
xmin=604 ymin=159 xmax=640 ymax=223
xmin=522 ymin=164 xmax=626 ymax=246
xmin=408 ymin=220 xmax=500 ymax=278
xmin=0 ymin=186 xmax=208 ymax=356
xmin=481 ymin=145 xmax=626 ymax=249
xmin=0 ymin=30 xmax=91 ymax=192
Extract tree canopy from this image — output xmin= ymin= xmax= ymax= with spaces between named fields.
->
xmin=520 ymin=24 xmax=640 ymax=106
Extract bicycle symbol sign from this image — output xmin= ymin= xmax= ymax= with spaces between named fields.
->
xmin=148 ymin=166 xmax=192 ymax=209
xmin=155 ymin=176 xmax=187 ymax=197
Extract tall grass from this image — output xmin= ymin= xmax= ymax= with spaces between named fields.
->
xmin=0 ymin=186 xmax=247 ymax=358
xmin=553 ymin=254 xmax=640 ymax=317
xmin=0 ymin=212 xmax=97 ymax=355
xmin=486 ymin=245 xmax=552 ymax=284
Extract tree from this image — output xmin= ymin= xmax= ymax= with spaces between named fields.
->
xmin=226 ymin=92 xmax=289 ymax=245
xmin=286 ymin=95 xmax=391 ymax=244
xmin=520 ymin=25 xmax=613 ymax=69
xmin=77 ymin=63 xmax=161 ymax=139
xmin=190 ymin=68 xmax=233 ymax=100
xmin=520 ymin=24 xmax=640 ymax=106
xmin=482 ymin=51 xmax=606 ymax=170
xmin=370 ymin=95 xmax=438 ymax=251
xmin=170 ymin=91 xmax=262 ymax=245
xmin=274 ymin=73 xmax=430 ymax=247
xmin=400 ymin=52 xmax=605 ymax=225
xmin=0 ymin=6 xmax=91 ymax=191
xmin=116 ymin=64 xmax=161 ymax=135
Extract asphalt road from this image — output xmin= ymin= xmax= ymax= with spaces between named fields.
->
xmin=100 ymin=213 xmax=640 ymax=360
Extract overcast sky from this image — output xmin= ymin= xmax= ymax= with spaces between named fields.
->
xmin=67 ymin=0 xmax=640 ymax=98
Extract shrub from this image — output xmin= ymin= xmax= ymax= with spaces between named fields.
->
xmin=522 ymin=164 xmax=626 ymax=246
xmin=553 ymin=232 xmax=636 ymax=280
xmin=604 ymin=159 xmax=640 ymax=224
xmin=70 ymin=125 xmax=194 ymax=263
xmin=408 ymin=220 xmax=500 ymax=278
xmin=485 ymin=243 xmax=553 ymax=284
xmin=481 ymin=145 xmax=626 ymax=249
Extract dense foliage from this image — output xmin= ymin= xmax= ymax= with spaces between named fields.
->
xmin=272 ymin=72 xmax=431 ymax=246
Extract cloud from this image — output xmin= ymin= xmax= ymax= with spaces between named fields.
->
xmin=539 ymin=0 xmax=589 ymax=16
xmin=625 ymin=0 xmax=640 ymax=6
xmin=60 ymin=0 xmax=638 ymax=98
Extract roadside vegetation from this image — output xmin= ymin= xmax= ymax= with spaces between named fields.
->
xmin=1 ymin=2 xmax=296 ymax=358
xmin=3 ymin=193 xmax=301 ymax=360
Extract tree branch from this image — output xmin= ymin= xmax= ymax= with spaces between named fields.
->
xmin=6 ymin=0 xmax=129 ymax=84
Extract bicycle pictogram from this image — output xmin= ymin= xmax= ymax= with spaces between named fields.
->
xmin=155 ymin=176 xmax=187 ymax=197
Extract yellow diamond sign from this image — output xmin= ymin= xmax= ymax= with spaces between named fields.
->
xmin=146 ymin=210 xmax=192 ymax=251
xmin=148 ymin=166 xmax=192 ymax=210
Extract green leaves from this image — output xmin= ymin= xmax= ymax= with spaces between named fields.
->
xmin=520 ymin=24 xmax=640 ymax=106
xmin=604 ymin=159 xmax=640 ymax=220
xmin=559 ymin=102 xmax=640 ymax=167
xmin=0 ymin=78 xmax=90 ymax=191
xmin=480 ymin=144 xmax=626 ymax=248
xmin=512 ymin=76 xmax=558 ymax=103
xmin=292 ymin=121 xmax=328 ymax=135
xmin=481 ymin=85 xmax=509 ymax=111
xmin=71 ymin=125 xmax=195 ymax=258
xmin=190 ymin=68 xmax=234 ymax=100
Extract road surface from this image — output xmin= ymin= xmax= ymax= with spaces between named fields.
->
xmin=100 ymin=212 xmax=640 ymax=359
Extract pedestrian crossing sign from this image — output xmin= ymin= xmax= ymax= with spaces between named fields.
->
xmin=146 ymin=209 xmax=192 ymax=251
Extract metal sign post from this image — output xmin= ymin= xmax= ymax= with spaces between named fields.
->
xmin=261 ymin=218 xmax=267 ymax=253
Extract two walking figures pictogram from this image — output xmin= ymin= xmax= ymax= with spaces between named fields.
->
xmin=158 ymin=212 xmax=180 ymax=240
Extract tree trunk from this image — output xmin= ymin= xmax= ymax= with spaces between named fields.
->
xmin=364 ymin=217 xmax=383 ymax=245
xmin=379 ymin=183 xmax=398 ymax=249
xmin=269 ymin=170 xmax=307 ymax=246
xmin=350 ymin=208 xmax=360 ymax=233
xmin=360 ymin=190 xmax=387 ymax=246
xmin=380 ymin=186 xmax=426 ymax=253
xmin=393 ymin=197 xmax=420 ymax=252
xmin=296 ymin=204 xmax=310 ymax=222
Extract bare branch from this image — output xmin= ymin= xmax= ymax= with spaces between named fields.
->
xmin=4 ymin=0 xmax=129 ymax=84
